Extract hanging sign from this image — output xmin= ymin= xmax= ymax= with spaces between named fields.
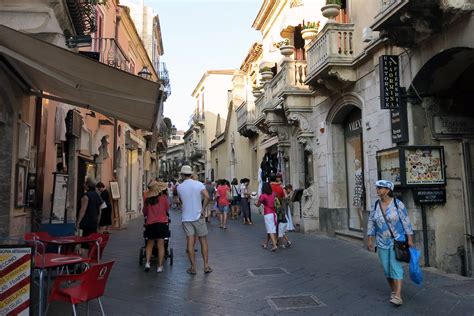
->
xmin=391 ymin=88 xmax=408 ymax=143
xmin=379 ymin=55 xmax=401 ymax=109
xmin=0 ymin=245 xmax=33 ymax=316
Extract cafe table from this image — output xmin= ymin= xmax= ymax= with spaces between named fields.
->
xmin=34 ymin=253 xmax=90 ymax=316
xmin=37 ymin=235 xmax=100 ymax=260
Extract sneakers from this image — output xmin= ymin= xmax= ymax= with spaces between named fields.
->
xmin=157 ymin=266 xmax=164 ymax=273
xmin=144 ymin=262 xmax=150 ymax=272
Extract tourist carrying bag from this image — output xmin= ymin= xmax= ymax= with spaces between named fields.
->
xmin=377 ymin=199 xmax=411 ymax=263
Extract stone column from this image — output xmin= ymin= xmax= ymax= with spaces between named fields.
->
xmin=66 ymin=136 xmax=78 ymax=223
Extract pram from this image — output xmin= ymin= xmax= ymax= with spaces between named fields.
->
xmin=139 ymin=221 xmax=174 ymax=266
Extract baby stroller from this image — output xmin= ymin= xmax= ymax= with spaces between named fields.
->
xmin=139 ymin=221 xmax=174 ymax=267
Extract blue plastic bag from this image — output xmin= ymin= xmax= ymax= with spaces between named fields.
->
xmin=409 ymin=247 xmax=423 ymax=285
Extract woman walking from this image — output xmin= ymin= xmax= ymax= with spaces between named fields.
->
xmin=216 ymin=179 xmax=231 ymax=229
xmin=240 ymin=178 xmax=252 ymax=224
xmin=142 ymin=181 xmax=170 ymax=273
xmin=367 ymin=180 xmax=414 ymax=306
xmin=255 ymin=182 xmax=278 ymax=251
xmin=230 ymin=178 xmax=241 ymax=220
xmin=97 ymin=182 xmax=112 ymax=234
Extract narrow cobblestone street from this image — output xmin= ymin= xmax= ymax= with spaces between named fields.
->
xmin=46 ymin=208 xmax=474 ymax=315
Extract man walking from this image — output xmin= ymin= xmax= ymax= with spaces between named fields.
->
xmin=177 ymin=165 xmax=212 ymax=274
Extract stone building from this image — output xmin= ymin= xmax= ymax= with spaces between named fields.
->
xmin=246 ymin=0 xmax=474 ymax=276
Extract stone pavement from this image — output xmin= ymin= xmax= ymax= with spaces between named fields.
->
xmin=47 ymin=208 xmax=474 ymax=315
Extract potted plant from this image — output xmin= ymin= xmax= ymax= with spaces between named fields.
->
xmin=252 ymin=85 xmax=263 ymax=98
xmin=301 ymin=21 xmax=320 ymax=43
xmin=260 ymin=67 xmax=274 ymax=81
xmin=321 ymin=0 xmax=341 ymax=22
xmin=275 ymin=39 xmax=294 ymax=59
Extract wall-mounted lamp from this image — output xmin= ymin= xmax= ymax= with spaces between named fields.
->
xmin=138 ymin=66 xmax=152 ymax=80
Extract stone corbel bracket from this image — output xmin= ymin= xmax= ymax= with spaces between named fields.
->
xmin=316 ymin=67 xmax=356 ymax=94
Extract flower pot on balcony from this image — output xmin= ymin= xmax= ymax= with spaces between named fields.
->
xmin=301 ymin=28 xmax=318 ymax=43
xmin=321 ymin=4 xmax=341 ymax=23
xmin=279 ymin=45 xmax=294 ymax=59
xmin=261 ymin=71 xmax=274 ymax=81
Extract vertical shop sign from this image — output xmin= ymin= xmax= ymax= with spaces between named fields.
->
xmin=379 ymin=55 xmax=401 ymax=109
xmin=391 ymin=88 xmax=409 ymax=143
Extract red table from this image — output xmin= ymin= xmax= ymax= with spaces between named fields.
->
xmin=37 ymin=235 xmax=100 ymax=259
xmin=34 ymin=254 xmax=90 ymax=316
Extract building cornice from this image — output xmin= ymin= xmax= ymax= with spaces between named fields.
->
xmin=240 ymin=42 xmax=263 ymax=72
xmin=252 ymin=0 xmax=278 ymax=30
xmin=191 ymin=70 xmax=235 ymax=97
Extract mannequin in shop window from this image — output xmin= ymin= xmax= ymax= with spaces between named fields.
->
xmin=352 ymin=159 xmax=364 ymax=228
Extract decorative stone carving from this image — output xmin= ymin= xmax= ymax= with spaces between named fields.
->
xmin=287 ymin=112 xmax=311 ymax=132
xmin=297 ymin=136 xmax=314 ymax=152
xmin=302 ymin=183 xmax=316 ymax=217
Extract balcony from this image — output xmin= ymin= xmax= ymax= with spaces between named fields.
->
xmin=305 ymin=23 xmax=356 ymax=93
xmin=236 ymin=101 xmax=258 ymax=138
xmin=190 ymin=148 xmax=206 ymax=161
xmin=90 ymin=38 xmax=132 ymax=73
xmin=370 ymin=0 xmax=469 ymax=47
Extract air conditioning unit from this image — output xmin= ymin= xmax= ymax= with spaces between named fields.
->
xmin=362 ymin=27 xmax=374 ymax=43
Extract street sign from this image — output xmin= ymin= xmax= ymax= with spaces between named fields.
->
xmin=379 ymin=55 xmax=401 ymax=109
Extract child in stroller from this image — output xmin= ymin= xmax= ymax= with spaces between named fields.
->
xmin=140 ymin=181 xmax=174 ymax=272
xmin=139 ymin=226 xmax=173 ymax=267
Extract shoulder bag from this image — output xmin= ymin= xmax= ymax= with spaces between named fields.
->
xmin=376 ymin=199 xmax=411 ymax=263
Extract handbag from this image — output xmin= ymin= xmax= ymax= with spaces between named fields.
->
xmin=378 ymin=199 xmax=411 ymax=263
xmin=226 ymin=190 xmax=233 ymax=202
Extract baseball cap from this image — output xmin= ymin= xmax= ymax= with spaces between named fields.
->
xmin=180 ymin=165 xmax=193 ymax=175
xmin=375 ymin=180 xmax=394 ymax=191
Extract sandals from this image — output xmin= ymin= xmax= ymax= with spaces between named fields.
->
xmin=186 ymin=268 xmax=196 ymax=275
xmin=204 ymin=266 xmax=213 ymax=274
xmin=261 ymin=243 xmax=268 ymax=249
xmin=390 ymin=295 xmax=403 ymax=306
xmin=271 ymin=247 xmax=278 ymax=252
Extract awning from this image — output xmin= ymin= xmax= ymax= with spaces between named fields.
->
xmin=0 ymin=25 xmax=163 ymax=131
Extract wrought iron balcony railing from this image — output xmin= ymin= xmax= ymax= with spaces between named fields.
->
xmin=91 ymin=38 xmax=132 ymax=73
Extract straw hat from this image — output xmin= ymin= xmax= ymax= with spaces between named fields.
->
xmin=146 ymin=181 xmax=168 ymax=197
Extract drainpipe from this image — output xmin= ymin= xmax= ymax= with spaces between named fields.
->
xmin=421 ymin=205 xmax=430 ymax=267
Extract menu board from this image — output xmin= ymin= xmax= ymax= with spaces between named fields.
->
xmin=377 ymin=148 xmax=402 ymax=186
xmin=404 ymin=147 xmax=445 ymax=185
xmin=0 ymin=246 xmax=32 ymax=316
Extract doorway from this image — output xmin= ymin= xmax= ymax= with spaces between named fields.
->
xmin=344 ymin=109 xmax=364 ymax=231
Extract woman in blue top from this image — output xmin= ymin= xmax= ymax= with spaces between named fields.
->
xmin=367 ymin=180 xmax=414 ymax=306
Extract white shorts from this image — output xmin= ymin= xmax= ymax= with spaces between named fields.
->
xmin=264 ymin=213 xmax=276 ymax=234
xmin=278 ymin=222 xmax=288 ymax=238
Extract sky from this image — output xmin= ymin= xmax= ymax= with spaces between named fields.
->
xmin=145 ymin=0 xmax=262 ymax=131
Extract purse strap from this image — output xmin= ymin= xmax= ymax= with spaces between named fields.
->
xmin=376 ymin=198 xmax=406 ymax=239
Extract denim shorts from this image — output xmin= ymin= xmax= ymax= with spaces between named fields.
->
xmin=378 ymin=247 xmax=404 ymax=280
xmin=219 ymin=205 xmax=230 ymax=213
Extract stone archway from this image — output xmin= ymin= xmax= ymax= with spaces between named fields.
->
xmin=324 ymin=93 xmax=364 ymax=233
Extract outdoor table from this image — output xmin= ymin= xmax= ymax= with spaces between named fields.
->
xmin=33 ymin=253 xmax=90 ymax=316
xmin=37 ymin=235 xmax=100 ymax=259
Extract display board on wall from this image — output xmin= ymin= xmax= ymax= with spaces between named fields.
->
xmin=0 ymin=245 xmax=32 ymax=316
xmin=110 ymin=181 xmax=120 ymax=200
xmin=50 ymin=173 xmax=68 ymax=223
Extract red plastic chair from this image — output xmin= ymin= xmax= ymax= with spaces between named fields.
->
xmin=86 ymin=233 xmax=110 ymax=264
xmin=24 ymin=232 xmax=50 ymax=254
xmin=46 ymin=260 xmax=115 ymax=316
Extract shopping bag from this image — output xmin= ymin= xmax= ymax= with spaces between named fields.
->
xmin=409 ymin=247 xmax=423 ymax=285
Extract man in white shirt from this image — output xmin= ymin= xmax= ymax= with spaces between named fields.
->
xmin=177 ymin=165 xmax=211 ymax=274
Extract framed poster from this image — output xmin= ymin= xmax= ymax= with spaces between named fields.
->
xmin=0 ymin=245 xmax=33 ymax=316
xmin=110 ymin=181 xmax=120 ymax=200
xmin=376 ymin=148 xmax=402 ymax=186
xmin=15 ymin=164 xmax=27 ymax=208
xmin=403 ymin=146 xmax=445 ymax=186
xmin=17 ymin=121 xmax=31 ymax=161
xmin=50 ymin=173 xmax=68 ymax=223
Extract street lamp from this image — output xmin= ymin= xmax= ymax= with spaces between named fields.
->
xmin=138 ymin=66 xmax=152 ymax=80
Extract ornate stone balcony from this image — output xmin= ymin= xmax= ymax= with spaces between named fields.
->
xmin=371 ymin=0 xmax=471 ymax=47
xmin=236 ymin=101 xmax=258 ymax=138
xmin=305 ymin=23 xmax=356 ymax=93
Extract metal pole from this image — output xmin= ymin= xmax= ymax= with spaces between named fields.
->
xmin=421 ymin=204 xmax=430 ymax=267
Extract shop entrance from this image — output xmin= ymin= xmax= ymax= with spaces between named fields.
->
xmin=344 ymin=109 xmax=364 ymax=230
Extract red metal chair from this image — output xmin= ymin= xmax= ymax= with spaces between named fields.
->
xmin=86 ymin=233 xmax=110 ymax=264
xmin=24 ymin=232 xmax=49 ymax=254
xmin=46 ymin=260 xmax=115 ymax=316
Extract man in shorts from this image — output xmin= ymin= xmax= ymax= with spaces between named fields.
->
xmin=177 ymin=165 xmax=212 ymax=274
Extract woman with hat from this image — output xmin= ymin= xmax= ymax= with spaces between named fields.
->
xmin=143 ymin=181 xmax=170 ymax=273
xmin=367 ymin=180 xmax=414 ymax=306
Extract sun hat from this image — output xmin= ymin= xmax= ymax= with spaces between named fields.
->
xmin=375 ymin=180 xmax=394 ymax=191
xmin=146 ymin=181 xmax=168 ymax=197
xmin=180 ymin=165 xmax=193 ymax=175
